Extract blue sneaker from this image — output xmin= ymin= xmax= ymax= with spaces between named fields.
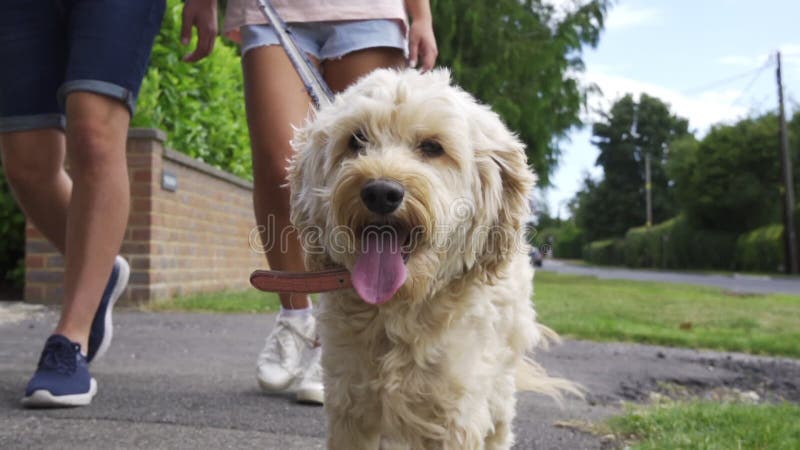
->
xmin=22 ymin=335 xmax=97 ymax=407
xmin=87 ymin=256 xmax=130 ymax=363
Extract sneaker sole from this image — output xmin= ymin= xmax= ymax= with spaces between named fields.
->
xmin=92 ymin=257 xmax=130 ymax=363
xmin=295 ymin=388 xmax=324 ymax=405
xmin=256 ymin=372 xmax=295 ymax=393
xmin=21 ymin=378 xmax=97 ymax=408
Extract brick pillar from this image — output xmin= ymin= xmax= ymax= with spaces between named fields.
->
xmin=23 ymin=226 xmax=62 ymax=303
xmin=123 ymin=128 xmax=166 ymax=304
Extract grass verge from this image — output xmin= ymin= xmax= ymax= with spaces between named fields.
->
xmin=608 ymin=401 xmax=800 ymax=450
xmin=145 ymin=271 xmax=800 ymax=358
xmin=534 ymin=271 xmax=800 ymax=358
xmin=147 ymin=289 xmax=281 ymax=313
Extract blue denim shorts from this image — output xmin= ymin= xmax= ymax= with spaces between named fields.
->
xmin=240 ymin=19 xmax=406 ymax=61
xmin=0 ymin=0 xmax=166 ymax=133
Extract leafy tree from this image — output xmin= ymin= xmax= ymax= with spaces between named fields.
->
xmin=573 ymin=94 xmax=689 ymax=239
xmin=431 ymin=0 xmax=610 ymax=185
xmin=790 ymin=110 xmax=800 ymax=190
xmin=572 ymin=172 xmax=640 ymax=241
xmin=668 ymin=114 xmax=781 ymax=232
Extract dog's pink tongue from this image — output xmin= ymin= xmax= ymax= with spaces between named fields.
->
xmin=352 ymin=232 xmax=407 ymax=304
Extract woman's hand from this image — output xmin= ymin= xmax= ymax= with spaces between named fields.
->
xmin=405 ymin=0 xmax=438 ymax=71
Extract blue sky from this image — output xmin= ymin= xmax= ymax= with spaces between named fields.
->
xmin=543 ymin=0 xmax=800 ymax=218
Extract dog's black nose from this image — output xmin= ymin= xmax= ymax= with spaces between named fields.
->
xmin=361 ymin=179 xmax=405 ymax=214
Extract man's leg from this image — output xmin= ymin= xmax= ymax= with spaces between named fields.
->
xmin=0 ymin=130 xmax=70 ymax=254
xmin=53 ymin=92 xmax=131 ymax=353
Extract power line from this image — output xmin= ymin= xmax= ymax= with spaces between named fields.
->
xmin=732 ymin=56 xmax=774 ymax=106
xmin=682 ymin=61 xmax=772 ymax=95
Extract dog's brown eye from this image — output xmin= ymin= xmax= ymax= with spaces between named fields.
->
xmin=419 ymin=139 xmax=444 ymax=158
xmin=349 ymin=130 xmax=367 ymax=152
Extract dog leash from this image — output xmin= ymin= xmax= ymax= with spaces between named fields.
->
xmin=254 ymin=0 xmax=334 ymax=108
xmin=250 ymin=0 xmax=351 ymax=294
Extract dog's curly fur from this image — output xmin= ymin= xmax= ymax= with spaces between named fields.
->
xmin=288 ymin=69 xmax=574 ymax=450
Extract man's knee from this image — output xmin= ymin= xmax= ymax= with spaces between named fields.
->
xmin=66 ymin=118 xmax=126 ymax=175
xmin=65 ymin=92 xmax=129 ymax=175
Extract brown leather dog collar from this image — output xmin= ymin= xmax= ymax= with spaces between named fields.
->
xmin=250 ymin=268 xmax=352 ymax=293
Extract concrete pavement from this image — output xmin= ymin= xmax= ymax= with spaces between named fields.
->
xmin=0 ymin=307 xmax=613 ymax=450
xmin=2 ymin=306 xmax=798 ymax=449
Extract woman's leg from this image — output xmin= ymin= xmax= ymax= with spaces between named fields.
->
xmin=243 ymin=45 xmax=326 ymax=400
xmin=323 ymin=47 xmax=405 ymax=93
xmin=242 ymin=45 xmax=318 ymax=311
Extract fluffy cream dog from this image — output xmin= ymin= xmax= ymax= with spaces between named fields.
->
xmin=288 ymin=69 xmax=572 ymax=450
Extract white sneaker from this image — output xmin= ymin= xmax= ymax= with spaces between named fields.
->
xmin=256 ymin=313 xmax=317 ymax=392
xmin=295 ymin=346 xmax=324 ymax=405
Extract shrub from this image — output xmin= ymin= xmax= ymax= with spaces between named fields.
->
xmin=735 ymin=224 xmax=784 ymax=272
xmin=623 ymin=215 xmax=738 ymax=270
xmin=536 ymin=222 xmax=584 ymax=259
xmin=584 ymin=216 xmax=739 ymax=270
xmin=624 ymin=220 xmax=672 ymax=268
xmin=0 ymin=169 xmax=24 ymax=286
xmin=583 ymin=238 xmax=625 ymax=266
xmin=132 ymin=0 xmax=251 ymax=179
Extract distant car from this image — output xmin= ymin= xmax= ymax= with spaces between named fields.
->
xmin=529 ymin=246 xmax=543 ymax=267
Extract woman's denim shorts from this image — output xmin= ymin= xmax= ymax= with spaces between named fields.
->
xmin=241 ymin=19 xmax=406 ymax=61
xmin=0 ymin=0 xmax=166 ymax=132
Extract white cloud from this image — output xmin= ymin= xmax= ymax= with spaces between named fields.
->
xmin=542 ymin=0 xmax=587 ymax=15
xmin=605 ymin=4 xmax=660 ymax=30
xmin=581 ymin=67 xmax=750 ymax=133
xmin=542 ymin=1 xmax=660 ymax=31
xmin=718 ymin=55 xmax=764 ymax=68
xmin=720 ymin=44 xmax=800 ymax=69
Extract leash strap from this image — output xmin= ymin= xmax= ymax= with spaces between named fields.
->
xmin=254 ymin=0 xmax=334 ymax=108
xmin=250 ymin=269 xmax=352 ymax=293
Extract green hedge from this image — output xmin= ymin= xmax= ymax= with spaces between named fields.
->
xmin=623 ymin=220 xmax=674 ymax=268
xmin=583 ymin=238 xmax=625 ymax=265
xmin=536 ymin=222 xmax=584 ymax=259
xmin=0 ymin=169 xmax=24 ymax=287
xmin=735 ymin=224 xmax=784 ymax=272
xmin=132 ymin=0 xmax=251 ymax=179
xmin=637 ymin=216 xmax=737 ymax=270
xmin=623 ymin=216 xmax=737 ymax=270
xmin=585 ymin=215 xmax=738 ymax=270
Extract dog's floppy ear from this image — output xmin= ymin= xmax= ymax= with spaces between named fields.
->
xmin=471 ymin=104 xmax=535 ymax=280
xmin=286 ymin=116 xmax=338 ymax=272
xmin=287 ymin=117 xmax=327 ymax=233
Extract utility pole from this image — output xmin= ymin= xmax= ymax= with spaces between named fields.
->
xmin=645 ymin=152 xmax=652 ymax=227
xmin=777 ymin=51 xmax=798 ymax=274
xmin=632 ymin=100 xmax=653 ymax=228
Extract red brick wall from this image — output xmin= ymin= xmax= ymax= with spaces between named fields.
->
xmin=25 ymin=128 xmax=266 ymax=305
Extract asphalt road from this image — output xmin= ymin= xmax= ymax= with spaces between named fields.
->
xmin=1 ymin=305 xmax=798 ymax=449
xmin=539 ymin=259 xmax=800 ymax=295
